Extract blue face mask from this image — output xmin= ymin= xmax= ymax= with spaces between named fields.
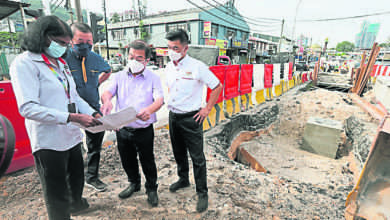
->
xmin=74 ymin=43 xmax=92 ymax=57
xmin=45 ymin=40 xmax=67 ymax=58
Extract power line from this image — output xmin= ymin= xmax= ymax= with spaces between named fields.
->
xmin=210 ymin=0 xmax=282 ymax=22
xmin=186 ymin=0 xmax=279 ymax=34
xmin=298 ymin=10 xmax=390 ymax=22
xmin=201 ymin=0 xmax=279 ymax=27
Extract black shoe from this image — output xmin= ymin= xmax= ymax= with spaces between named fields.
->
xmin=147 ymin=191 xmax=159 ymax=207
xmin=196 ymin=193 xmax=208 ymax=213
xmin=118 ymin=183 xmax=141 ymax=199
xmin=70 ymin=198 xmax=90 ymax=215
xmin=169 ymin=179 xmax=190 ymax=192
xmin=86 ymin=178 xmax=107 ymax=192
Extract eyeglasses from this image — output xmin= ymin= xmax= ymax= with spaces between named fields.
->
xmin=49 ymin=37 xmax=71 ymax=48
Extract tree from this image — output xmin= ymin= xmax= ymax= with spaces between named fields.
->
xmin=336 ymin=41 xmax=355 ymax=52
xmin=110 ymin=13 xmax=120 ymax=23
xmin=0 ymin=32 xmax=18 ymax=48
xmin=379 ymin=36 xmax=390 ymax=48
xmin=139 ymin=20 xmax=150 ymax=42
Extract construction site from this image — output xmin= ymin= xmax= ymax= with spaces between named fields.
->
xmin=0 ymin=41 xmax=389 ymax=219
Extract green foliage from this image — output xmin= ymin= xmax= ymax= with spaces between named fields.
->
xmin=139 ymin=20 xmax=150 ymax=42
xmin=336 ymin=41 xmax=355 ymax=52
xmin=110 ymin=13 xmax=120 ymax=23
xmin=0 ymin=32 xmax=19 ymax=48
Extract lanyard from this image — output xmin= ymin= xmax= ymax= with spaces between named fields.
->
xmin=41 ymin=54 xmax=71 ymax=101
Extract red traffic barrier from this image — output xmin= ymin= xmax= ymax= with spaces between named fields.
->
xmin=264 ymin=64 xmax=273 ymax=89
xmin=310 ymin=72 xmax=313 ymax=80
xmin=382 ymin=66 xmax=388 ymax=76
xmin=371 ymin=64 xmax=378 ymax=77
xmin=207 ymin=65 xmax=226 ymax=103
xmin=239 ymin=64 xmax=253 ymax=95
xmin=377 ymin=65 xmax=382 ymax=77
xmin=224 ymin=65 xmax=240 ymax=100
xmin=0 ymin=81 xmax=34 ymax=174
xmin=288 ymin=62 xmax=293 ymax=80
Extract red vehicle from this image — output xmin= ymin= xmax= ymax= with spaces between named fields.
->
xmin=0 ymin=81 xmax=34 ymax=176
xmin=217 ymin=56 xmax=231 ymax=65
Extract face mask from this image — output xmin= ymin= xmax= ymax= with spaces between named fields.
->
xmin=168 ymin=49 xmax=183 ymax=61
xmin=45 ymin=40 xmax=67 ymax=58
xmin=74 ymin=43 xmax=92 ymax=57
xmin=127 ymin=59 xmax=145 ymax=74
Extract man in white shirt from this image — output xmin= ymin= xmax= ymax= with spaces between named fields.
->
xmin=165 ymin=29 xmax=223 ymax=213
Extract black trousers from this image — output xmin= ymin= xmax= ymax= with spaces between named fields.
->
xmin=33 ymin=143 xmax=84 ymax=220
xmin=85 ymin=130 xmax=105 ymax=182
xmin=116 ymin=125 xmax=158 ymax=192
xmin=169 ymin=110 xmax=208 ymax=195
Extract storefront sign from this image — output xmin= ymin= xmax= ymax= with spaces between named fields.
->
xmin=219 ymin=49 xmax=226 ymax=56
xmin=156 ymin=48 xmax=168 ymax=56
xmin=216 ymin=39 xmax=228 ymax=49
xmin=205 ymin=38 xmax=216 ymax=46
xmin=203 ymin=21 xmax=211 ymax=38
xmin=232 ymin=40 xmax=248 ymax=49
xmin=205 ymin=38 xmax=227 ymax=49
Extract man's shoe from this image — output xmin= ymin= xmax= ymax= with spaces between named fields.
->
xmin=169 ymin=179 xmax=190 ymax=192
xmin=86 ymin=178 xmax=107 ymax=192
xmin=70 ymin=198 xmax=90 ymax=215
xmin=196 ymin=193 xmax=208 ymax=213
xmin=147 ymin=191 xmax=159 ymax=207
xmin=118 ymin=183 xmax=141 ymax=199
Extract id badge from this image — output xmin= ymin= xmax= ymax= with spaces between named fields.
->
xmin=68 ymin=103 xmax=76 ymax=113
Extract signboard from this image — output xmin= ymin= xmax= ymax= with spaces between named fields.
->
xmin=205 ymin=38 xmax=227 ymax=49
xmin=232 ymin=40 xmax=248 ymax=49
xmin=205 ymin=38 xmax=216 ymax=46
xmin=219 ymin=49 xmax=226 ymax=56
xmin=216 ymin=39 xmax=228 ymax=49
xmin=156 ymin=48 xmax=168 ymax=56
xmin=203 ymin=21 xmax=211 ymax=38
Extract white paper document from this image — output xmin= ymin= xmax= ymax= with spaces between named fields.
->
xmin=73 ymin=107 xmax=138 ymax=133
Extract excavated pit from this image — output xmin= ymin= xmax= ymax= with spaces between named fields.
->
xmin=205 ymin=103 xmax=279 ymax=172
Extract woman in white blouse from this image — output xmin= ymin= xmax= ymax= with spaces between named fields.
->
xmin=10 ymin=16 xmax=102 ymax=220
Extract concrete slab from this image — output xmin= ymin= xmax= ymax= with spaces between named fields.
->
xmin=374 ymin=76 xmax=390 ymax=112
xmin=301 ymin=117 xmax=344 ymax=159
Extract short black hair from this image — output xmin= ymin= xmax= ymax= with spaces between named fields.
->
xmin=129 ymin=40 xmax=151 ymax=59
xmin=21 ymin=15 xmax=72 ymax=53
xmin=71 ymin=22 xmax=92 ymax=34
xmin=165 ymin=29 xmax=189 ymax=45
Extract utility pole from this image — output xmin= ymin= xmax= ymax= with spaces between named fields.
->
xmin=137 ymin=0 xmax=142 ymax=20
xmin=103 ymin=0 xmax=110 ymax=61
xmin=74 ymin=0 xmax=83 ymax=22
xmin=67 ymin=0 xmax=74 ymax=24
xmin=278 ymin=19 xmax=285 ymax=54
xmin=19 ymin=4 xmax=28 ymax=31
xmin=7 ymin=18 xmax=15 ymax=52
xmin=291 ymin=0 xmax=302 ymax=53
xmin=42 ymin=0 xmax=51 ymax=15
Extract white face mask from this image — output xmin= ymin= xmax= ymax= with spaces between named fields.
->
xmin=127 ymin=59 xmax=145 ymax=74
xmin=45 ymin=40 xmax=67 ymax=58
xmin=168 ymin=49 xmax=183 ymax=62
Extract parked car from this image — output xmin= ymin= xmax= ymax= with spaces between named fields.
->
xmin=295 ymin=61 xmax=309 ymax=71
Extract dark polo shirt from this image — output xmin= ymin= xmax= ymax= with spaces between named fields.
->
xmin=64 ymin=48 xmax=111 ymax=111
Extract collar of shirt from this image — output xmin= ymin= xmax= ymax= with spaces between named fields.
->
xmin=170 ymin=55 xmax=190 ymax=70
xmin=127 ymin=68 xmax=149 ymax=80
xmin=29 ymin=52 xmax=68 ymax=72
xmin=68 ymin=48 xmax=91 ymax=60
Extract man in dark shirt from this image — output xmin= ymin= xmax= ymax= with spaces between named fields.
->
xmin=65 ymin=22 xmax=111 ymax=192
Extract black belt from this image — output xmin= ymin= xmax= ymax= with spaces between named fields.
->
xmin=169 ymin=110 xmax=199 ymax=119
xmin=122 ymin=124 xmax=152 ymax=132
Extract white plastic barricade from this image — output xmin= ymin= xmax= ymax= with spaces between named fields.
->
xmin=273 ymin=64 xmax=281 ymax=86
xmin=253 ymin=64 xmax=265 ymax=91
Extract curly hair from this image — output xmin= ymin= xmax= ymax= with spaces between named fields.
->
xmin=21 ymin=15 xmax=73 ymax=53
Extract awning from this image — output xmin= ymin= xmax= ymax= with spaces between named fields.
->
xmin=0 ymin=0 xmax=30 ymax=20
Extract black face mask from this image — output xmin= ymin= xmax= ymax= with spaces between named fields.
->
xmin=74 ymin=43 xmax=92 ymax=57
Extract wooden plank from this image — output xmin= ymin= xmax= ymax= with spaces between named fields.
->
xmin=358 ymin=45 xmax=380 ymax=96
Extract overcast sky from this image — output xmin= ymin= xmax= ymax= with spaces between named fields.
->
xmin=82 ymin=0 xmax=390 ymax=48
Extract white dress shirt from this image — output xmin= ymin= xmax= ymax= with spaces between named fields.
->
xmin=165 ymin=55 xmax=220 ymax=113
xmin=10 ymin=51 xmax=95 ymax=153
